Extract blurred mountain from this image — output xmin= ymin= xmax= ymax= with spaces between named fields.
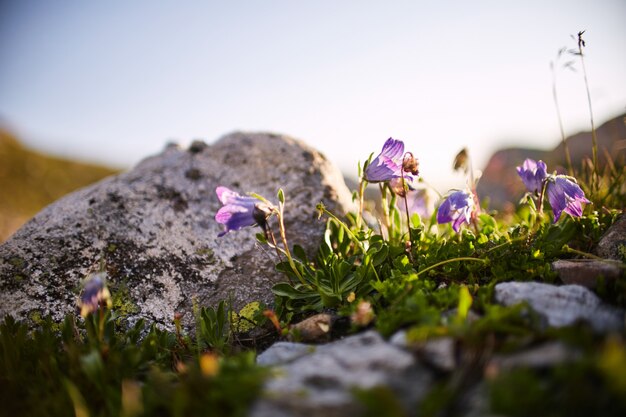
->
xmin=477 ymin=113 xmax=626 ymax=211
xmin=0 ymin=129 xmax=119 ymax=242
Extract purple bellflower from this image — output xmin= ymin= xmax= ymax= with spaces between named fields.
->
xmin=516 ymin=159 xmax=590 ymax=222
xmin=364 ymin=138 xmax=418 ymax=187
xmin=79 ymin=273 xmax=112 ymax=318
xmin=516 ymin=159 xmax=548 ymax=194
xmin=436 ymin=190 xmax=475 ymax=232
xmin=545 ymin=176 xmax=590 ymax=222
xmin=215 ymin=186 xmax=272 ymax=236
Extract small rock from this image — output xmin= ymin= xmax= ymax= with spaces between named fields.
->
xmin=552 ymin=259 xmax=622 ymax=289
xmin=256 ymin=342 xmax=316 ymax=366
xmin=288 ymin=313 xmax=333 ymax=343
xmin=486 ymin=341 xmax=581 ymax=374
xmin=596 ymin=214 xmax=626 ymax=261
xmin=251 ymin=330 xmax=432 ymax=417
xmin=391 ymin=330 xmax=456 ymax=372
xmin=494 ymin=282 xmax=624 ymax=332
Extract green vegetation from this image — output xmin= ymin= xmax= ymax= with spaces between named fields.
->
xmin=0 ymin=129 xmax=118 ymax=241
xmin=1 ymin=32 xmax=625 ymax=417
xmin=0 ymin=311 xmax=266 ymax=417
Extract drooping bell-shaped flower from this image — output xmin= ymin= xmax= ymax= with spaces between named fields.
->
xmin=436 ymin=190 xmax=475 ymax=232
xmin=516 ymin=159 xmax=548 ymax=194
xmin=215 ymin=186 xmax=272 ymax=236
xmin=364 ymin=138 xmax=417 ymax=184
xmin=79 ymin=273 xmax=112 ymax=317
xmin=545 ymin=176 xmax=590 ymax=222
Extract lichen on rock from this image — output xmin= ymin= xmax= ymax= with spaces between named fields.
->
xmin=0 ymin=132 xmax=353 ymax=331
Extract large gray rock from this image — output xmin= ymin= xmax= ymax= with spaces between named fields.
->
xmin=0 ymin=132 xmax=353 ymax=330
xmin=494 ymin=282 xmax=624 ymax=332
xmin=251 ymin=331 xmax=432 ymax=417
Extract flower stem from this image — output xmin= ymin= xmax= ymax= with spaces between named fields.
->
xmin=379 ymin=183 xmax=391 ymax=239
xmin=537 ymin=179 xmax=548 ymax=214
xmin=318 ymin=204 xmax=380 ymax=281
xmin=562 ymin=245 xmax=626 ymax=268
xmin=319 ymin=205 xmax=365 ymax=253
xmin=577 ymin=31 xmax=598 ymax=190
xmin=275 ymin=203 xmax=308 ymax=288
xmin=400 ymin=170 xmax=414 ymax=263
xmin=266 ymin=228 xmax=294 ymax=285
xmin=357 ymin=178 xmax=366 ymax=230
xmin=551 ymin=56 xmax=573 ymax=176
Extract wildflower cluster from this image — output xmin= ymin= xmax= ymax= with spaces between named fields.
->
xmin=211 ymin=133 xmax=600 ymax=333
xmin=517 ymin=158 xmax=590 ymax=222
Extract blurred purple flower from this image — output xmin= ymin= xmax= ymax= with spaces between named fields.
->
xmin=516 ymin=159 xmax=548 ymax=194
xmin=364 ymin=138 xmax=417 ymax=185
xmin=397 ymin=188 xmax=435 ymax=219
xmin=436 ymin=190 xmax=474 ymax=232
xmin=79 ymin=273 xmax=112 ymax=317
xmin=215 ymin=186 xmax=272 ymax=236
xmin=546 ymin=176 xmax=590 ymax=222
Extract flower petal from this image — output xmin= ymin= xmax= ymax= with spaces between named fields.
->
xmin=516 ymin=159 xmax=548 ymax=194
xmin=364 ymin=138 xmax=405 ymax=182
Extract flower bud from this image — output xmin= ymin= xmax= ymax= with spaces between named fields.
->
xmin=402 ymin=153 xmax=419 ymax=176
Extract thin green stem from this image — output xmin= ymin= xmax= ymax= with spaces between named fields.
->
xmin=562 ymin=245 xmax=626 ymax=268
xmin=485 ymin=235 xmax=527 ymax=254
xmin=357 ymin=178 xmax=366 ymax=230
xmin=409 ymin=257 xmax=488 ymax=282
xmin=318 ymin=204 xmax=380 ymax=281
xmin=319 ymin=206 xmax=365 ymax=253
xmin=379 ymin=183 xmax=391 ymax=239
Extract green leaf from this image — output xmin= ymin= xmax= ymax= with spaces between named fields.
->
xmin=457 ymin=285 xmax=473 ymax=322
xmin=271 ymin=283 xmax=317 ymax=300
xmin=277 ymin=188 xmax=285 ymax=204
xmin=293 ymin=245 xmax=308 ymax=262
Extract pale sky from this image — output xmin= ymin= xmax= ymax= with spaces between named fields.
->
xmin=1 ymin=0 xmax=625 ymax=191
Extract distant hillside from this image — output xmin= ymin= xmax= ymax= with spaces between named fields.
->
xmin=477 ymin=113 xmax=626 ymax=210
xmin=0 ymin=129 xmax=119 ymax=242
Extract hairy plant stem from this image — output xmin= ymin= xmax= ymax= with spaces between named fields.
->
xmin=266 ymin=228 xmax=294 ymax=286
xmin=275 ymin=204 xmax=308 ymax=288
xmin=576 ymin=32 xmax=598 ymax=190
xmin=400 ymin=169 xmax=415 ymax=263
xmin=551 ymin=59 xmax=573 ymax=175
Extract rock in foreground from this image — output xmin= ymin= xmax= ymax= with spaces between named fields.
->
xmin=494 ymin=281 xmax=624 ymax=332
xmin=251 ymin=331 xmax=432 ymax=417
xmin=0 ymin=132 xmax=353 ymax=330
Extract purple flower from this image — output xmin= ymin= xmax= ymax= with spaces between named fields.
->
xmin=364 ymin=138 xmax=418 ymax=185
xmin=79 ymin=273 xmax=112 ymax=317
xmin=215 ymin=186 xmax=272 ymax=236
xmin=397 ymin=188 xmax=435 ymax=219
xmin=546 ymin=176 xmax=590 ymax=222
xmin=436 ymin=190 xmax=474 ymax=232
xmin=516 ymin=159 xmax=548 ymax=194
